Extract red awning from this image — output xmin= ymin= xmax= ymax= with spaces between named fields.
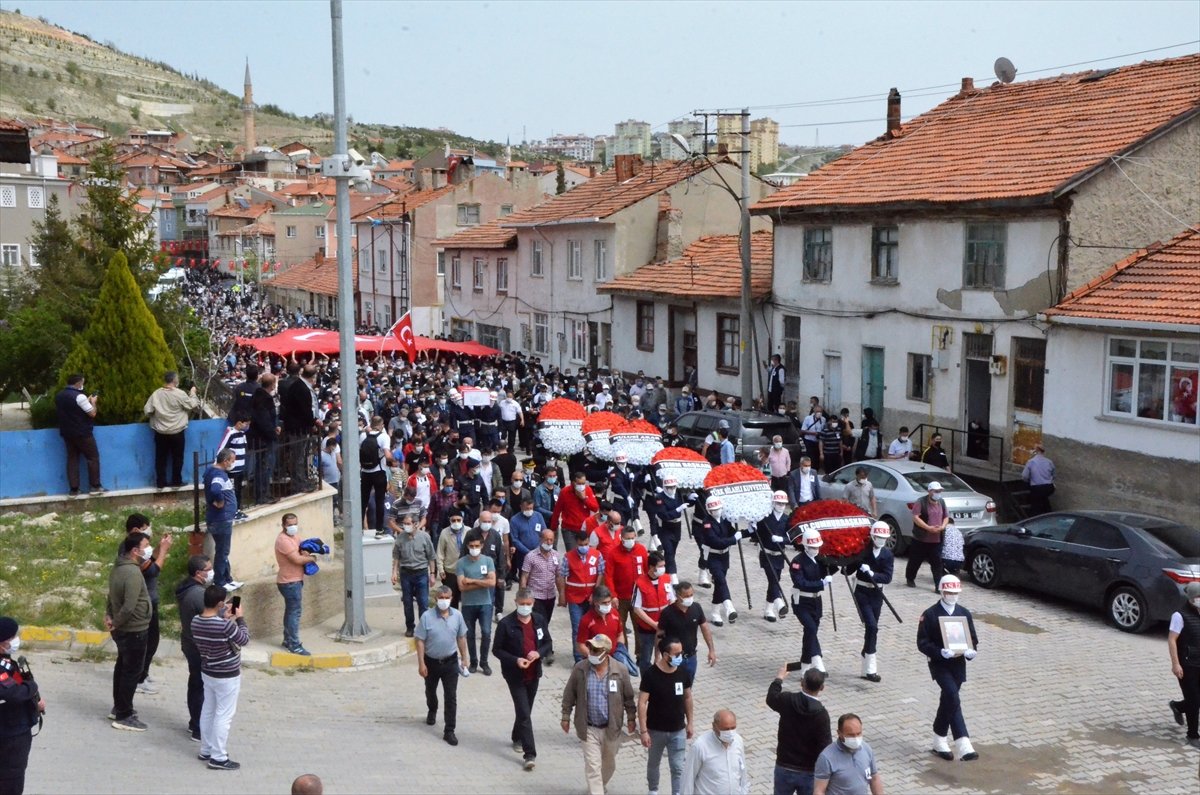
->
xmin=232 ymin=328 xmax=501 ymax=358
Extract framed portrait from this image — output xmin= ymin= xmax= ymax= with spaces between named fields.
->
xmin=938 ymin=616 xmax=974 ymax=655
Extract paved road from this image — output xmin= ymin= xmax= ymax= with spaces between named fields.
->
xmin=22 ymin=535 xmax=1200 ymax=794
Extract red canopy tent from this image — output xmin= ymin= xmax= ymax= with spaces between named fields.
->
xmin=232 ymin=328 xmax=501 ymax=358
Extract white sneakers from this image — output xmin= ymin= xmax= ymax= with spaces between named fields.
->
xmin=223 ymin=581 xmax=244 ymax=592
xmin=810 ymin=655 xmax=826 ymax=673
xmin=723 ymin=599 xmax=737 ymax=623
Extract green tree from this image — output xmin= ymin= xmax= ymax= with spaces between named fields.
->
xmin=59 ymin=251 xmax=176 ymax=425
xmin=555 ymin=161 xmax=566 ymax=195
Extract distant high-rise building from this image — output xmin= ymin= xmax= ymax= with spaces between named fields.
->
xmin=663 ymin=120 xmax=702 ymax=161
xmin=242 ymin=59 xmax=256 ymax=152
xmin=715 ymin=114 xmax=779 ymax=171
xmin=607 ymin=119 xmax=651 ymax=166
xmin=532 ymin=134 xmax=596 ymax=162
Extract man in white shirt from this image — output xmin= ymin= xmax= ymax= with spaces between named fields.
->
xmin=498 ymin=391 xmax=524 ymax=451
xmin=682 ymin=709 xmax=749 ymax=795
xmin=886 ymin=427 xmax=912 ymax=461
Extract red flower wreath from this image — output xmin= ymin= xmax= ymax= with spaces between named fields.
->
xmin=788 ymin=500 xmax=872 ymax=561
xmin=539 ymin=398 xmax=586 ymax=421
xmin=652 ymin=448 xmax=709 ymax=465
xmin=703 ymin=461 xmax=769 ymax=489
xmin=582 ymin=411 xmax=624 ymax=436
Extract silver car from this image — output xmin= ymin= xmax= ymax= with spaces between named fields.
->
xmin=821 ymin=460 xmax=997 ymax=555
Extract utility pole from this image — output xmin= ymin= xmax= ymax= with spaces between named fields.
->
xmin=738 ymin=108 xmax=753 ymax=409
xmin=329 ymin=0 xmax=369 ymax=639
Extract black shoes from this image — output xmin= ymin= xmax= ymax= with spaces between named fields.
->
xmin=208 ymin=758 xmax=241 ymax=770
xmin=862 ymin=673 xmax=882 ymax=683
xmin=931 ymin=749 xmax=953 ymax=761
xmin=906 ymin=580 xmax=916 ymax=588
xmin=426 ymin=709 xmax=436 ymax=726
xmin=444 ymin=731 xmax=458 ymax=746
xmin=469 ymin=663 xmax=478 ymax=673
xmin=1170 ymin=700 xmax=1185 ymax=726
xmin=480 ymin=664 xmax=493 ymax=676
xmin=405 ymin=629 xmax=414 ymax=638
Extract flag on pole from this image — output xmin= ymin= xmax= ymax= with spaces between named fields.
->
xmin=387 ymin=311 xmax=417 ymax=361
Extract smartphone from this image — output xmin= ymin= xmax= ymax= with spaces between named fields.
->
xmin=229 ymin=595 xmax=241 ymax=610
xmin=785 ymin=661 xmax=806 ymax=672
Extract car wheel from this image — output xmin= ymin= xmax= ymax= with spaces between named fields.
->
xmin=1107 ymin=586 xmax=1149 ymax=633
xmin=881 ymin=516 xmax=907 ymax=556
xmin=969 ymin=549 xmax=999 ymax=588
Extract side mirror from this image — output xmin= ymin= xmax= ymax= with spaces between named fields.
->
xmin=1015 ymin=526 xmax=1029 ymax=537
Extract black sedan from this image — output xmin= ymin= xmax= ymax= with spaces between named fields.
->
xmin=964 ymin=511 xmax=1200 ymax=633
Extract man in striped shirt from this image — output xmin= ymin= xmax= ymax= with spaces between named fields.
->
xmin=217 ymin=413 xmax=251 ymax=522
xmin=520 ymin=528 xmax=561 ymax=665
xmin=191 ymin=585 xmax=249 ymax=771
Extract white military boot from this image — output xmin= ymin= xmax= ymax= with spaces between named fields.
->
xmin=956 ymin=736 xmax=979 ymax=761
xmin=810 ymin=654 xmax=826 ymax=672
xmin=723 ymin=599 xmax=737 ymax=623
xmin=763 ymin=601 xmax=778 ymax=622
xmin=931 ymin=734 xmax=953 ymax=760
xmin=698 ymin=570 xmax=712 ymax=588
xmin=669 ymin=572 xmax=679 ymax=586
xmin=773 ymin=597 xmax=788 ymax=617
xmin=861 ymin=653 xmax=880 ymax=683
xmin=709 ymin=606 xmax=724 ymax=627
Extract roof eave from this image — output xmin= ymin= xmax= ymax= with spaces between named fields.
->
xmin=502 ymin=216 xmax=604 ymax=229
xmin=1040 ymin=313 xmax=1200 ymax=333
xmin=752 ymin=195 xmax=1059 ymax=219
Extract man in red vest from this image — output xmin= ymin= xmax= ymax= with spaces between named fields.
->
xmin=632 ymin=551 xmax=674 ymax=675
xmin=550 ymin=472 xmax=599 ymax=552
xmin=590 ymin=509 xmax=623 ymax=562
xmin=557 ymin=531 xmax=604 ymax=662
xmin=605 ymin=523 xmax=648 ymax=638
xmin=575 ymin=584 xmax=638 ymax=677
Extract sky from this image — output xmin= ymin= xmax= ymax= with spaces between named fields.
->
xmin=9 ymin=0 xmax=1200 ymax=148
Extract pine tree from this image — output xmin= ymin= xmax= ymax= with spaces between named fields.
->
xmin=555 ymin=161 xmax=567 ymax=195
xmin=59 ymin=251 xmax=176 ymax=425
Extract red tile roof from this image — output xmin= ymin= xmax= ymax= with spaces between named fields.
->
xmin=216 ymin=221 xmax=276 ymax=237
xmin=50 ymin=147 xmax=89 ymax=166
xmin=433 ymin=220 xmax=517 ymax=250
xmin=268 ymin=254 xmax=355 ymax=297
xmin=357 ymin=183 xmax=458 ymax=220
xmin=502 ymin=159 xmax=727 ymax=227
xmin=753 ymin=54 xmax=1200 ymax=214
xmin=1045 ymin=225 xmax=1200 ymax=327
xmin=598 ymin=231 xmax=774 ymax=300
xmin=209 ymin=201 xmax=274 ymax=220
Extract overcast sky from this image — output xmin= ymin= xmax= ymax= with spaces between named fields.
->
xmin=12 ymin=0 xmax=1199 ymax=147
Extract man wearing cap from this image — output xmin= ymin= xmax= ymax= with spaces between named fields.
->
xmin=791 ymin=529 xmax=833 ymax=674
xmin=448 ymin=389 xmax=477 ymax=444
xmin=754 ymin=492 xmax=792 ymax=622
xmin=917 ymin=575 xmax=980 ymax=762
xmin=608 ymin=453 xmax=636 ymax=525
xmin=907 ymin=482 xmax=949 ymax=590
xmin=561 ymin=634 xmax=639 ymax=795
xmin=693 ymin=497 xmax=743 ymax=628
xmin=1167 ymin=581 xmax=1200 ymax=748
xmin=651 ymin=476 xmax=690 ymax=586
xmin=675 ymin=386 xmax=699 ymax=418
xmin=475 ymin=391 xmax=501 ymax=450
xmin=0 ymin=617 xmax=44 ymax=795
xmin=850 ymin=521 xmax=895 ymax=683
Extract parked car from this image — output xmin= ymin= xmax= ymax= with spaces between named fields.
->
xmin=674 ymin=410 xmax=803 ymax=471
xmin=964 ymin=511 xmax=1200 ymax=633
xmin=821 ymin=460 xmax=997 ymax=555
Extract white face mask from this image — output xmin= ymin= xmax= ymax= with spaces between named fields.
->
xmin=516 ymin=604 xmax=533 ymax=617
xmin=681 ymin=596 xmax=695 ymax=608
xmin=468 ymin=547 xmax=482 ymax=557
xmin=942 ymin=594 xmax=959 ymax=607
xmin=654 ymin=567 xmax=666 ymax=579
xmin=403 ymin=524 xmax=415 ymax=534
xmin=665 ymin=488 xmax=676 ymax=497
xmin=204 ymin=570 xmax=215 ymax=584
xmin=587 ymin=653 xmax=605 ymax=666
xmin=709 ymin=509 xmax=722 ymax=521
xmin=479 ymin=522 xmax=493 ymax=531
xmin=522 ymin=509 xmax=535 ymax=518
xmin=436 ymin=598 xmax=452 ymax=611
xmin=805 ymin=546 xmax=819 ymax=558
xmin=597 ymin=603 xmax=612 ymax=615
xmin=622 ymin=539 xmax=635 ymax=550
xmin=857 ymin=477 xmax=867 ymax=484
xmin=773 ymin=505 xmax=786 ymax=515
xmin=718 ymin=730 xmax=737 ymax=744
xmin=574 ymin=484 xmax=586 ymax=493
xmin=451 ymin=521 xmax=464 ymax=531
xmin=540 ymin=542 xmax=554 ymax=552
xmin=773 ymin=442 xmax=783 ymax=449
xmin=140 ymin=545 xmax=153 ymax=561
xmin=872 ymin=536 xmax=887 ymax=548
xmin=7 ymin=635 xmax=20 ymax=653
xmin=285 ymin=525 xmax=299 ymax=536
xmin=842 ymin=735 xmax=863 ymax=750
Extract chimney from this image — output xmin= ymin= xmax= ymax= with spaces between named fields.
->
xmin=959 ymin=77 xmax=975 ymax=95
xmin=886 ymin=88 xmax=901 ymax=135
xmin=654 ymin=194 xmax=683 ymax=263
xmin=419 ymin=167 xmax=434 ymax=190
xmin=588 ymin=165 xmax=596 ymax=178
xmin=613 ymin=154 xmax=644 ymax=183
xmin=716 ymin=142 xmax=729 ymax=157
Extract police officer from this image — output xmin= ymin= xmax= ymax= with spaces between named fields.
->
xmin=0 ymin=617 xmax=44 ymax=795
xmin=476 ymin=391 xmax=502 ymax=450
xmin=608 ymin=452 xmax=636 ymax=524
xmin=448 ymin=389 xmax=477 ymax=444
xmin=651 ymin=476 xmax=690 ymax=584
xmin=693 ymin=496 xmax=742 ymax=627
xmin=917 ymin=575 xmax=980 ymax=762
xmin=754 ymin=491 xmax=791 ymax=622
xmin=790 ymin=529 xmax=832 ymax=673
xmin=850 ymin=521 xmax=895 ymax=682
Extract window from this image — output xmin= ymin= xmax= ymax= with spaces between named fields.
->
xmin=531 ymin=240 xmax=543 ymax=277
xmin=871 ymin=225 xmax=898 ymax=282
xmin=473 ymin=257 xmax=485 ymax=292
xmin=500 ymin=204 xmax=513 ymax=217
xmin=286 ymin=225 xmax=297 ymax=238
xmin=363 ymin=301 xmax=373 ymax=325
xmin=26 ymin=186 xmax=45 ymax=209
xmin=907 ymin=353 xmax=932 ymax=401
xmin=782 ymin=315 xmax=801 ymax=390
xmin=569 ymin=318 xmax=587 ymax=362
xmin=717 ymin=314 xmax=740 ymax=373
xmin=803 ymin=227 xmax=832 ymax=282
xmin=1012 ymin=337 xmax=1046 ymax=412
xmin=478 ymin=323 xmax=511 ymax=352
xmin=636 ymin=301 xmax=655 ymax=351
xmin=964 ymin=223 xmax=1006 ymax=288
xmin=380 ymin=305 xmax=391 ymax=330
xmin=496 ymin=257 xmax=509 ymax=293
xmin=1066 ymin=518 xmax=1129 ymax=550
xmin=315 ymin=225 xmax=325 ymax=239
xmin=533 ymin=313 xmax=550 ymax=354
xmin=1024 ymin=515 xmax=1076 ymax=542
xmin=456 ymin=203 xmax=481 ymax=226
xmin=450 ymin=318 xmax=474 ymax=340
xmin=1106 ymin=336 xmax=1198 ymax=426
xmin=567 ymin=240 xmax=582 ymax=279
xmin=450 ymin=256 xmax=462 ymax=289
xmin=594 ymin=239 xmax=608 ymax=282
xmin=436 ymin=251 xmax=446 ymax=277
xmin=377 ymin=249 xmax=389 ymax=274
xmin=0 ymin=244 xmax=19 ymax=267
xmin=0 ymin=186 xmax=15 ymax=207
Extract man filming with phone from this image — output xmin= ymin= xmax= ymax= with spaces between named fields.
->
xmin=191 ymin=585 xmax=249 ymax=771
xmin=767 ymin=664 xmax=830 ymax=795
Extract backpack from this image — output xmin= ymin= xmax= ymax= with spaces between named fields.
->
xmin=704 ymin=436 xmax=724 ymax=466
xmin=360 ymin=431 xmax=383 ymax=469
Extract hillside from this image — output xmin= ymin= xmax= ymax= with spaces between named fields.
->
xmin=0 ymin=10 xmax=519 ymax=161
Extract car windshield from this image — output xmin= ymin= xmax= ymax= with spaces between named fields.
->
xmin=904 ymin=470 xmax=971 ymax=492
xmin=1136 ymin=524 xmax=1200 ymax=558
xmin=742 ymin=422 xmax=798 ymax=443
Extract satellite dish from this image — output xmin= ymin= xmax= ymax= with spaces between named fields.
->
xmin=994 ymin=57 xmax=1017 ymax=84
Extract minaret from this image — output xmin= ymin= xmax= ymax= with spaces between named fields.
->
xmin=242 ymin=59 xmax=256 ymax=152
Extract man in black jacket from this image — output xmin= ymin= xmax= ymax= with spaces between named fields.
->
xmin=916 ymin=575 xmax=980 ymax=762
xmin=492 ymin=588 xmax=552 ymax=770
xmin=766 ymin=666 xmax=830 ymax=795
xmin=176 ymin=555 xmax=212 ymax=742
xmin=0 ymin=616 xmax=45 ymax=795
xmin=248 ymin=374 xmax=279 ymax=505
xmin=281 ymin=365 xmax=320 ymax=491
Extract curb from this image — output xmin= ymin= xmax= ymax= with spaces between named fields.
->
xmin=21 ymin=625 xmax=415 ymax=671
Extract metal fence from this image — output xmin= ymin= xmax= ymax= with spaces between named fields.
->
xmin=192 ymin=435 xmax=321 ymax=531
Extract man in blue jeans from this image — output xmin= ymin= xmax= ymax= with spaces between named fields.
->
xmin=275 ymin=513 xmax=318 ymax=655
xmin=392 ymin=515 xmax=438 ymax=638
xmin=204 ymin=449 xmax=242 ymax=591
xmin=455 ymin=532 xmax=496 ymax=675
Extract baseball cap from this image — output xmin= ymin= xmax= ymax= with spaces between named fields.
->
xmin=586 ymin=634 xmax=613 ymax=653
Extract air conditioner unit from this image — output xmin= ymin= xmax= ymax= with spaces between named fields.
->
xmin=989 ymin=354 xmax=1007 ymax=376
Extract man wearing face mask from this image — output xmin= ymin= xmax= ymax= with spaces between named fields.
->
xmin=682 ymin=709 xmax=749 ymax=795
xmin=607 ymin=526 xmax=649 ymax=640
xmin=844 ymin=468 xmax=877 ymax=519
xmin=436 ymin=510 xmax=469 ymax=608
xmin=639 ymin=636 xmax=693 ymax=795
xmin=520 ymin=529 xmax=562 ymax=665
xmin=694 ymin=497 xmax=742 ymax=628
xmin=576 ymin=586 xmax=637 ymax=677
xmin=176 ymin=555 xmax=212 ymax=742
xmin=475 ymin=508 xmax=511 ymax=618
xmin=886 ymin=426 xmax=912 ymax=461
xmin=917 ymin=575 xmax=980 ymax=762
xmin=456 ymin=532 xmax=497 ymax=676
xmin=760 ymin=435 xmax=792 ymax=494
xmin=608 ymin=453 xmax=636 ymax=525
xmin=561 ymin=634 xmax=638 ymax=795
xmin=657 ymin=583 xmax=717 ymax=682
xmin=0 ymin=617 xmax=44 ymax=795
xmin=551 ymin=474 xmax=600 ymax=553
xmin=117 ymin=514 xmax=171 ymax=697
xmin=105 ymin=532 xmax=153 ymax=731
xmin=392 ymin=515 xmax=438 ymax=639
xmin=275 ymin=513 xmax=319 ymax=656
xmin=559 ymin=532 xmax=606 ymax=662
xmin=493 ymin=588 xmax=553 ymax=770
xmin=786 ymin=457 xmax=822 ymax=509
xmin=415 ymin=585 xmax=470 ymax=746
xmin=800 ymin=407 xmax=825 ymax=465
xmin=755 ymin=492 xmax=792 ymax=623
xmin=510 ymin=497 xmax=546 ymax=581
xmin=791 ymin=529 xmax=834 ymax=674
xmin=652 ymin=476 xmax=690 ymax=585
xmin=813 ymin=713 xmax=883 ymax=795
xmin=1168 ymin=581 xmax=1200 ymax=748
xmin=534 ymin=468 xmax=561 ymax=528
xmin=632 ymin=552 xmax=674 ymax=676
xmin=847 ymin=522 xmax=895 ymax=684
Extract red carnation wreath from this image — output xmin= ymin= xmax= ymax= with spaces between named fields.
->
xmin=582 ymin=411 xmax=624 ymax=460
xmin=651 ymin=447 xmax=711 ymax=488
xmin=609 ymin=419 xmax=664 ymax=465
xmin=787 ymin=500 xmax=872 ymax=565
xmin=537 ymin=398 xmax=586 ymax=454
xmin=703 ymin=462 xmax=773 ymax=523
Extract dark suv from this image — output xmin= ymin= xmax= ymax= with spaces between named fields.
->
xmin=674 ymin=410 xmax=803 ymax=472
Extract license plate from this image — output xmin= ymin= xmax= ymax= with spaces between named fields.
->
xmin=953 ymin=512 xmax=974 ymax=519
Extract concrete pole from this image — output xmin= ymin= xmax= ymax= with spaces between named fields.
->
xmin=739 ymin=108 xmax=754 ymax=408
xmin=330 ymin=0 xmax=369 ymax=638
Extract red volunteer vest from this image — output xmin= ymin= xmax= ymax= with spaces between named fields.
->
xmin=565 ymin=550 xmax=601 ymax=604
xmin=633 ymin=574 xmax=671 ymax=632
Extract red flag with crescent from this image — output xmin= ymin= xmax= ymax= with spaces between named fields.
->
xmin=389 ymin=311 xmax=417 ymax=361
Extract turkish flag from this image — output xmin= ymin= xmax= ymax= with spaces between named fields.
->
xmin=389 ymin=311 xmax=417 ymax=361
